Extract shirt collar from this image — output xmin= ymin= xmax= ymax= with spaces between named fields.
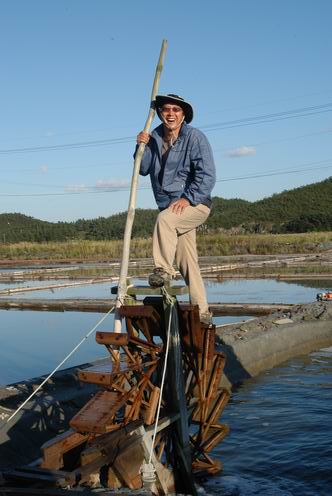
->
xmin=152 ymin=122 xmax=190 ymax=143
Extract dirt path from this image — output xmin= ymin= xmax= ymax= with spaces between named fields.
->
xmin=217 ymin=301 xmax=332 ymax=388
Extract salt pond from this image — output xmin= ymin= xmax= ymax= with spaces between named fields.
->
xmin=0 ymin=277 xmax=331 ymax=385
xmin=204 ymin=346 xmax=332 ymax=496
xmin=0 ymin=276 xmax=331 ymax=494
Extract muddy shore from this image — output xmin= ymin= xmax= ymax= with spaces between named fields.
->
xmin=217 ymin=301 xmax=332 ymax=388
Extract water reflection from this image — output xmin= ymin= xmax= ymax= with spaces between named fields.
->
xmin=0 ymin=278 xmax=331 ymax=386
xmin=0 ymin=311 xmax=109 ymax=386
xmin=204 ymin=347 xmax=332 ymax=495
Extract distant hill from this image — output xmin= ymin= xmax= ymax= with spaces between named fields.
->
xmin=0 ymin=213 xmax=77 ymax=243
xmin=1 ymin=178 xmax=332 ymax=242
xmin=209 ymin=177 xmax=332 ymax=233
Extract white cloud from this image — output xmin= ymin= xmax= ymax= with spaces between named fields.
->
xmin=65 ymin=179 xmax=150 ymax=194
xmin=95 ymin=179 xmax=131 ymax=190
xmin=227 ymin=146 xmax=256 ymax=158
xmin=65 ymin=184 xmax=88 ymax=193
xmin=40 ymin=164 xmax=48 ymax=173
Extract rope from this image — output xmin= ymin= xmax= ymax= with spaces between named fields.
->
xmin=161 ymin=285 xmax=175 ymax=305
xmin=148 ymin=287 xmax=174 ymax=464
xmin=2 ymin=305 xmax=115 ymax=428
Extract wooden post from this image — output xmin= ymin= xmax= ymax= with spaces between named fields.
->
xmin=165 ymin=301 xmax=197 ymax=496
xmin=114 ymin=40 xmax=168 ymax=332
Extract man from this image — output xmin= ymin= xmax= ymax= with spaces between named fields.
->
xmin=136 ymin=94 xmax=216 ymax=324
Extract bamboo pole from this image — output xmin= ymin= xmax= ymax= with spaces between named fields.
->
xmin=114 ymin=40 xmax=168 ymax=332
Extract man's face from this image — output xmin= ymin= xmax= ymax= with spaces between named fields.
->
xmin=159 ymin=104 xmax=184 ymax=131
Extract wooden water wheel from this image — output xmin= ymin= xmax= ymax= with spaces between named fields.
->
xmin=3 ymin=287 xmax=230 ymax=495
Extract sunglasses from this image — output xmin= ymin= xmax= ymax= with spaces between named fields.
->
xmin=159 ymin=106 xmax=183 ymax=114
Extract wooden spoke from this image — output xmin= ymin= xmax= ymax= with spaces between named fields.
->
xmin=23 ymin=300 xmax=230 ymax=494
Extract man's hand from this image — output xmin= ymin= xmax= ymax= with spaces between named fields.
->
xmin=137 ymin=131 xmax=150 ymax=144
xmin=170 ymin=198 xmax=190 ymax=215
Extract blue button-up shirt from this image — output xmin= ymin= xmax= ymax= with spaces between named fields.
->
xmin=138 ymin=123 xmax=216 ymax=210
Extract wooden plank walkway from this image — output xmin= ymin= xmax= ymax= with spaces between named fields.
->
xmin=0 ymin=298 xmax=293 ymax=315
xmin=0 ymin=278 xmax=119 ymax=296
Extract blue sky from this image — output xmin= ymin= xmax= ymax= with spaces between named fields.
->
xmin=1 ymin=0 xmax=332 ymax=222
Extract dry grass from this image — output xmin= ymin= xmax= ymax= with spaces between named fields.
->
xmin=0 ymin=232 xmax=331 ymax=261
xmin=197 ymin=232 xmax=332 ymax=256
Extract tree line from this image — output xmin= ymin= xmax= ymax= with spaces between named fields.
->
xmin=1 ymin=177 xmax=332 ymax=243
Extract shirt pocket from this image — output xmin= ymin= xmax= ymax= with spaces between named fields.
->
xmin=162 ymin=180 xmax=185 ymax=193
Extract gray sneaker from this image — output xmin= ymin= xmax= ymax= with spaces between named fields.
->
xmin=148 ymin=267 xmax=171 ymax=287
xmin=200 ymin=311 xmax=213 ymax=325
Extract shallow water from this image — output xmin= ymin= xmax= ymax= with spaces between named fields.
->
xmin=204 ymin=347 xmax=332 ymax=496
xmin=0 ymin=278 xmax=331 ymax=385
xmin=0 ymin=277 xmax=331 ymax=494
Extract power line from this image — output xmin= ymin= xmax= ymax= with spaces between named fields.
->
xmin=6 ymin=160 xmax=129 ymax=173
xmin=0 ymin=102 xmax=332 ymax=155
xmin=0 ymin=135 xmax=134 ymax=155
xmin=217 ymin=163 xmax=332 ymax=183
xmin=1 ymin=160 xmax=331 ymax=197
xmin=201 ymin=102 xmax=332 ymax=130
xmin=216 ymin=128 xmax=332 ymax=154
xmin=4 ymin=127 xmax=331 ymax=175
xmin=0 ymin=187 xmax=150 ymax=198
xmin=201 ymin=88 xmax=332 ymax=116
xmin=2 ymin=88 xmax=332 ymax=146
xmin=202 ymin=108 xmax=332 ymax=133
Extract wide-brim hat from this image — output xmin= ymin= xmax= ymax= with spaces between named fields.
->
xmin=155 ymin=94 xmax=194 ymax=123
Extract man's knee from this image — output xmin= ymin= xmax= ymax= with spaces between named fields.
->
xmin=155 ymin=209 xmax=176 ymax=230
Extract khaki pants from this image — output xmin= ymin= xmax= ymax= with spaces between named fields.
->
xmin=152 ymin=204 xmax=210 ymax=315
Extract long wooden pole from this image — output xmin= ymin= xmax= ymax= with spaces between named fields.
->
xmin=114 ymin=40 xmax=168 ymax=332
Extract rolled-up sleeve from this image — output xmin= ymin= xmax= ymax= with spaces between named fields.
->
xmin=183 ymin=131 xmax=216 ymax=205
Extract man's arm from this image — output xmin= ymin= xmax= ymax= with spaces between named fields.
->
xmin=182 ymin=131 xmax=216 ymax=205
xmin=135 ymin=131 xmax=153 ymax=176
